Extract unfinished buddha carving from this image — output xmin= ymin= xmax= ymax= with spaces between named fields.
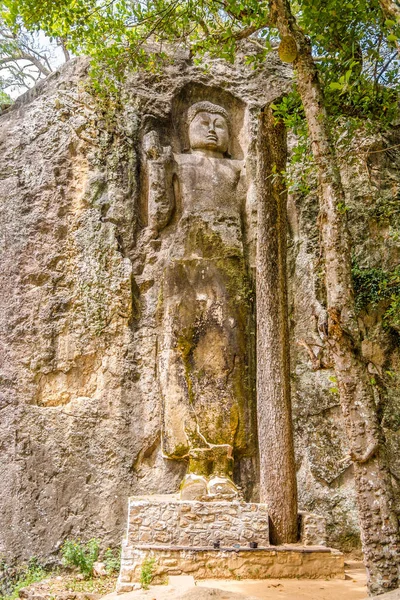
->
xmin=143 ymin=101 xmax=255 ymax=500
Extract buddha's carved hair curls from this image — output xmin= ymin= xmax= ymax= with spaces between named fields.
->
xmin=186 ymin=101 xmax=230 ymax=126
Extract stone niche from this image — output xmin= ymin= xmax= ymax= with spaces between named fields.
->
xmin=142 ymin=85 xmax=257 ymax=500
xmin=116 ymin=495 xmax=344 ymax=591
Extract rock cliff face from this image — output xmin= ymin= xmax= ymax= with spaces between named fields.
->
xmin=0 ymin=55 xmax=288 ymax=560
xmin=0 ymin=53 xmax=399 ymax=561
xmin=288 ymin=124 xmax=400 ymax=549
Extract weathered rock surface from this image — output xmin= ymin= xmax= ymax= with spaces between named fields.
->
xmin=288 ymin=123 xmax=400 ymax=549
xmin=368 ymin=589 xmax=400 ymax=600
xmin=1 ymin=48 xmax=399 ymax=563
xmin=0 ymin=54 xmax=291 ymax=561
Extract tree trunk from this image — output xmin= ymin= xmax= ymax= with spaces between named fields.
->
xmin=378 ymin=0 xmax=400 ymax=57
xmin=268 ymin=0 xmax=400 ymax=593
xmin=378 ymin=0 xmax=400 ymax=20
xmin=256 ymin=106 xmax=298 ymax=545
xmin=58 ymin=38 xmax=71 ymax=62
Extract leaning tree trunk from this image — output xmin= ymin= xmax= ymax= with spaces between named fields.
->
xmin=378 ymin=0 xmax=400 ymax=20
xmin=269 ymin=0 xmax=400 ymax=593
xmin=256 ymin=107 xmax=298 ymax=544
xmin=378 ymin=0 xmax=400 ymax=56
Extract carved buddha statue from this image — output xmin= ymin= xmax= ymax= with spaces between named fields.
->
xmin=144 ymin=101 xmax=255 ymax=500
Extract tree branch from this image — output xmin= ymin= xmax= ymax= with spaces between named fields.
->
xmin=4 ymin=50 xmax=51 ymax=75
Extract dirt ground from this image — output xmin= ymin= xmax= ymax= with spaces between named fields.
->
xmin=105 ymin=562 xmax=367 ymax=600
xmin=195 ymin=562 xmax=367 ymax=599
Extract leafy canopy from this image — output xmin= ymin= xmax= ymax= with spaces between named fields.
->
xmin=1 ymin=0 xmax=398 ymax=118
xmin=298 ymin=0 xmax=399 ymax=119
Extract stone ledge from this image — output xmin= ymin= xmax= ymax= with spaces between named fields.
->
xmin=116 ymin=546 xmax=344 ymax=592
xmin=132 ymin=544 xmax=334 ymax=553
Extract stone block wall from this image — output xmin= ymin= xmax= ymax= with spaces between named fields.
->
xmin=126 ymin=496 xmax=270 ymax=548
xmin=117 ymin=495 xmax=336 ymax=591
xmin=117 ymin=547 xmax=344 ymax=591
xmin=299 ymin=512 xmax=327 ymax=546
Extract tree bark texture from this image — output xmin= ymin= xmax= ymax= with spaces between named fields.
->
xmin=269 ymin=0 xmax=400 ymax=593
xmin=378 ymin=0 xmax=400 ymax=20
xmin=256 ymin=106 xmax=298 ymax=545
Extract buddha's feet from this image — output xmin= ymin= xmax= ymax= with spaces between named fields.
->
xmin=207 ymin=475 xmax=238 ymax=500
xmin=180 ymin=473 xmax=239 ymax=501
xmin=180 ymin=474 xmax=208 ymax=500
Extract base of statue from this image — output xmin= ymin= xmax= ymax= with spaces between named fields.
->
xmin=116 ymin=495 xmax=344 ymax=592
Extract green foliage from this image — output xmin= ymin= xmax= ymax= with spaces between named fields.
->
xmin=103 ymin=548 xmax=121 ymax=576
xmin=0 ymin=557 xmax=46 ymax=600
xmin=2 ymin=0 xmax=270 ymax=93
xmin=352 ymin=261 xmax=400 ymax=329
xmin=381 ymin=370 xmax=400 ymax=431
xmin=3 ymin=0 xmax=398 ymax=124
xmin=370 ymin=194 xmax=400 ymax=226
xmin=272 ymin=92 xmax=314 ymax=195
xmin=384 ymin=293 xmax=400 ymax=331
xmin=139 ymin=557 xmax=155 ymax=590
xmin=271 ymin=92 xmax=305 ymax=134
xmin=61 ymin=539 xmax=100 ymax=579
xmin=0 ymin=89 xmax=12 ymax=106
xmin=298 ymin=0 xmax=400 ymax=121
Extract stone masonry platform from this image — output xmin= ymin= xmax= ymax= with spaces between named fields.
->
xmin=116 ymin=495 xmax=344 ymax=592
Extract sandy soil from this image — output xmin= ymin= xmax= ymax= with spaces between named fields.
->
xmin=105 ymin=562 xmax=367 ymax=600
xmin=196 ymin=562 xmax=367 ymax=599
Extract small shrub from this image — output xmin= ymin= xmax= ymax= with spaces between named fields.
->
xmin=352 ymin=261 xmax=400 ymax=330
xmin=61 ymin=539 xmax=100 ymax=579
xmin=103 ymin=548 xmax=121 ymax=575
xmin=140 ymin=558 xmax=155 ymax=590
xmin=0 ymin=557 xmax=46 ymax=600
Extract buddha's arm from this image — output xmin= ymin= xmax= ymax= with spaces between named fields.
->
xmin=143 ymin=131 xmax=175 ymax=236
xmin=240 ymin=162 xmax=257 ymax=269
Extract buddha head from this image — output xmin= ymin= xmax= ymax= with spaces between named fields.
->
xmin=187 ymin=101 xmax=230 ymax=157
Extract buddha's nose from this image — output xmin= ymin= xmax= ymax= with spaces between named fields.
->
xmin=208 ymin=124 xmax=216 ymax=134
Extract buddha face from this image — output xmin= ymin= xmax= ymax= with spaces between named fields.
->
xmin=188 ymin=111 xmax=229 ymax=157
